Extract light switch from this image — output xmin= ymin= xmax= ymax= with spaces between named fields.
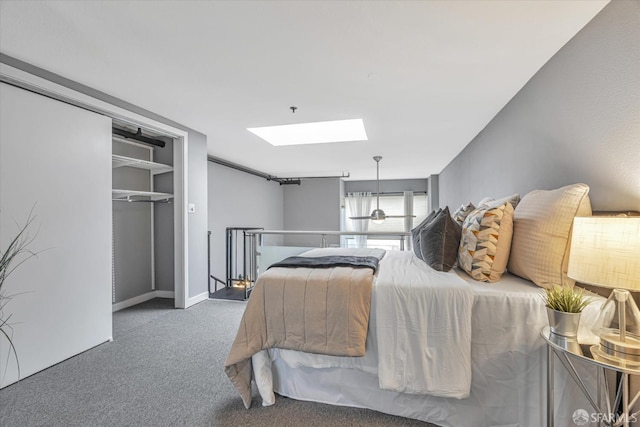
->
xmin=188 ymin=203 xmax=196 ymax=214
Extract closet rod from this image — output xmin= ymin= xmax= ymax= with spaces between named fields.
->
xmin=112 ymin=199 xmax=172 ymax=203
xmin=112 ymin=127 xmax=166 ymax=148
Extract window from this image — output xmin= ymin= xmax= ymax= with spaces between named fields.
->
xmin=344 ymin=193 xmax=428 ymax=234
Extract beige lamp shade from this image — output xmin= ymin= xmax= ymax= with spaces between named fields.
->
xmin=568 ymin=217 xmax=640 ymax=290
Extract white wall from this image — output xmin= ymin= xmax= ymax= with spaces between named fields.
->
xmin=187 ymin=134 xmax=209 ymax=300
xmin=0 ymin=84 xmax=112 ymax=387
xmin=207 ymin=163 xmax=284 ymax=284
xmin=283 ymin=178 xmax=342 ymax=246
xmin=439 ymin=1 xmax=640 ymax=212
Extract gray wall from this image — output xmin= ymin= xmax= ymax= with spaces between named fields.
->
xmin=428 ymin=175 xmax=439 ymax=211
xmin=277 ymin=178 xmax=428 ymax=247
xmin=283 ymin=178 xmax=342 ymax=246
xmin=439 ymin=1 xmax=640 ymax=212
xmin=344 ymin=179 xmax=428 ymax=194
xmin=0 ymin=54 xmax=210 ymax=302
xmin=153 ymin=139 xmax=175 ymax=293
xmin=207 ymin=162 xmax=284 ymax=283
xmin=112 ymin=141 xmax=153 ymax=302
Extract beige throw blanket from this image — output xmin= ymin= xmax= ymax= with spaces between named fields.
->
xmin=224 ymin=265 xmax=374 ymax=408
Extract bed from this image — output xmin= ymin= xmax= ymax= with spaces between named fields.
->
xmin=226 ymin=249 xmax=602 ymax=426
xmin=225 ymin=184 xmax=603 ymax=426
xmin=271 ymin=262 xmax=602 ymax=425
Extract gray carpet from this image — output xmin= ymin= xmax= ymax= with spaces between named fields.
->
xmin=0 ymin=298 xmax=436 ymax=426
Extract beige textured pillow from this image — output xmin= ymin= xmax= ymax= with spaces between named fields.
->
xmin=507 ymin=184 xmax=592 ymax=288
xmin=458 ymin=200 xmax=514 ymax=282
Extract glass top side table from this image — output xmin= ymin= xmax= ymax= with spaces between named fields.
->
xmin=542 ymin=326 xmax=640 ymax=427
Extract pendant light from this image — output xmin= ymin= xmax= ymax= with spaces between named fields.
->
xmin=349 ymin=156 xmax=415 ymax=224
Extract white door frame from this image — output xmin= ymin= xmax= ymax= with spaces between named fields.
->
xmin=173 ymin=134 xmax=189 ymax=308
xmin=0 ymin=62 xmax=190 ymax=308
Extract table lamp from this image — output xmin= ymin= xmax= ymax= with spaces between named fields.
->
xmin=568 ymin=216 xmax=640 ymax=364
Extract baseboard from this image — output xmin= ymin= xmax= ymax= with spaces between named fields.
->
xmin=155 ymin=290 xmax=175 ymax=299
xmin=112 ymin=290 xmax=174 ymax=312
xmin=186 ymin=291 xmax=209 ymax=308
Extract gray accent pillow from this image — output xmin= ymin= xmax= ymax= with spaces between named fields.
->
xmin=411 ymin=208 xmax=440 ymax=259
xmin=419 ymin=207 xmax=461 ymax=272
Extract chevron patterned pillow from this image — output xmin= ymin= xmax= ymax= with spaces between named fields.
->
xmin=452 ymin=202 xmax=475 ymax=225
xmin=458 ymin=200 xmax=515 ymax=282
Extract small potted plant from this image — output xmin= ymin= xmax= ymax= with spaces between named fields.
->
xmin=542 ymin=285 xmax=592 ymax=339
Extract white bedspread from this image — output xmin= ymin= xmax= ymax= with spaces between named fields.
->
xmin=262 ymin=250 xmax=474 ymax=400
xmin=374 ymin=251 xmax=473 ymax=398
xmin=268 ymin=266 xmax=605 ymax=426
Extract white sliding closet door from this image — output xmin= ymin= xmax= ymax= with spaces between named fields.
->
xmin=0 ymin=83 xmax=112 ymax=387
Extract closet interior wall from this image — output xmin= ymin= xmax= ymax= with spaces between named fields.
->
xmin=153 ymin=138 xmax=175 ymax=295
xmin=111 ymin=134 xmax=174 ymax=308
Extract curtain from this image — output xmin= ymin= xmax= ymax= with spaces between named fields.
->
xmin=346 ymin=192 xmax=372 ymax=248
xmin=403 ymin=191 xmax=414 ymax=250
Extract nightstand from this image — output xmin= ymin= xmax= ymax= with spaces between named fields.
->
xmin=542 ymin=326 xmax=640 ymax=427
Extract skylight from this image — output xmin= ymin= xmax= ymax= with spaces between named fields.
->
xmin=247 ymin=119 xmax=367 ymax=146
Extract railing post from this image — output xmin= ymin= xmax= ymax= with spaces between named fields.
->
xmin=253 ymin=233 xmax=259 ymax=283
xmin=321 ymin=234 xmax=327 ymax=248
xmin=243 ymin=230 xmax=248 ymax=284
xmin=226 ymin=228 xmax=232 ymax=287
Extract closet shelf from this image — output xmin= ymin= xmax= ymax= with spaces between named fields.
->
xmin=112 ymin=189 xmax=174 ymax=202
xmin=112 ymin=154 xmax=173 ymax=175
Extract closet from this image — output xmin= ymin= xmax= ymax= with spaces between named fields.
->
xmin=1 ymin=69 xmax=190 ymax=389
xmin=111 ymin=124 xmax=175 ymax=310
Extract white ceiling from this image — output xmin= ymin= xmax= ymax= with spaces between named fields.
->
xmin=0 ymin=0 xmax=609 ymax=180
